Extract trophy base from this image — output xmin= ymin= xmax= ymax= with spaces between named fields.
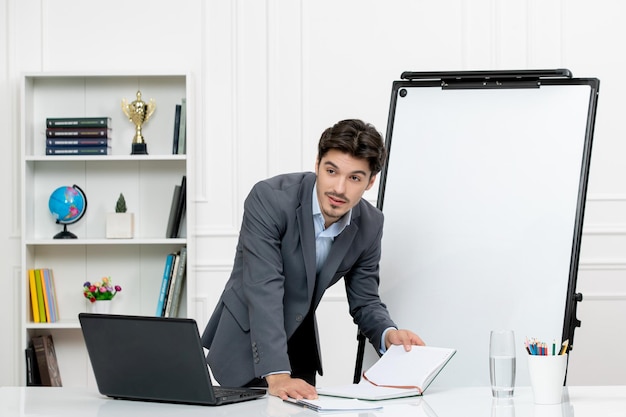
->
xmin=131 ymin=143 xmax=148 ymax=155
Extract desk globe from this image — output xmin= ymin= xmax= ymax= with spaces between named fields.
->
xmin=48 ymin=185 xmax=88 ymax=239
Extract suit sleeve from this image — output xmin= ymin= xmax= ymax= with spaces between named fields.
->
xmin=239 ymin=182 xmax=293 ymax=376
xmin=343 ymin=218 xmax=397 ymax=354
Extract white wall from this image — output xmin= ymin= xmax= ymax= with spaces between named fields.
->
xmin=1 ymin=0 xmax=625 ymax=387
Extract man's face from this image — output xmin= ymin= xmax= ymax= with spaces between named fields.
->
xmin=315 ymin=149 xmax=376 ymax=228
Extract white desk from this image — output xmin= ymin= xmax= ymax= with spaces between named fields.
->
xmin=1 ymin=386 xmax=625 ymax=417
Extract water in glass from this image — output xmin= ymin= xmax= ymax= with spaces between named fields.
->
xmin=490 ymin=355 xmax=516 ymax=397
xmin=489 ymin=330 xmax=516 ymax=398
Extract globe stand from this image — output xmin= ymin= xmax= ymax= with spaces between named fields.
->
xmin=54 ymin=223 xmax=78 ymax=239
xmin=49 ymin=184 xmax=87 ymax=240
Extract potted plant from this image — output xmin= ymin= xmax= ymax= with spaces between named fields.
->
xmin=83 ymin=277 xmax=122 ymax=313
xmin=106 ymin=193 xmax=135 ymax=238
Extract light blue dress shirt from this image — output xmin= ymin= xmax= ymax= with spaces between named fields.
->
xmin=312 ymin=184 xmax=351 ymax=273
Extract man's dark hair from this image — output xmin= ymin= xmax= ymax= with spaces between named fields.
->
xmin=317 ymin=119 xmax=387 ymax=175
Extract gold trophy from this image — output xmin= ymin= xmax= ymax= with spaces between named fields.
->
xmin=122 ymin=90 xmax=156 ymax=155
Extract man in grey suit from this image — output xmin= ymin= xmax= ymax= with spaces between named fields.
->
xmin=201 ymin=119 xmax=424 ymax=400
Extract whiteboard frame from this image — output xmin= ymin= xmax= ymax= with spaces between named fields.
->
xmin=357 ymin=70 xmax=599 ymax=388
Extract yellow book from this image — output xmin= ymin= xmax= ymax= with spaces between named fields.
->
xmin=28 ymin=269 xmax=40 ymax=323
xmin=34 ymin=269 xmax=47 ymax=323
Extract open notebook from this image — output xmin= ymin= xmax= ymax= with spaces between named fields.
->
xmin=317 ymin=345 xmax=456 ymax=400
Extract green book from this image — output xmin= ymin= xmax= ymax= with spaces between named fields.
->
xmin=46 ymin=117 xmax=111 ymax=128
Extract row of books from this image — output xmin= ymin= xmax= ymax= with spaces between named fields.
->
xmin=25 ymin=334 xmax=62 ymax=386
xmin=45 ymin=117 xmax=112 ymax=155
xmin=156 ymin=246 xmax=188 ymax=317
xmin=28 ymin=268 xmax=59 ymax=323
xmin=172 ymin=98 xmax=187 ymax=154
xmin=45 ymin=105 xmax=188 ymax=156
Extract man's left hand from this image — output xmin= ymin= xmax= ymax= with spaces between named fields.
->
xmin=385 ymin=329 xmax=425 ymax=351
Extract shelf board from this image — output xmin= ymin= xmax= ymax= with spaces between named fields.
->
xmin=26 ymin=320 xmax=81 ymax=330
xmin=24 ymin=71 xmax=190 ymax=78
xmin=25 ymin=154 xmax=186 ymax=162
xmin=25 ymin=238 xmax=187 ymax=246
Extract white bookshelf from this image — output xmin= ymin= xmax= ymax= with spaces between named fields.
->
xmin=19 ymin=73 xmax=193 ymax=387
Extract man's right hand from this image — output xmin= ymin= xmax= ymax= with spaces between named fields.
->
xmin=265 ymin=373 xmax=318 ymax=400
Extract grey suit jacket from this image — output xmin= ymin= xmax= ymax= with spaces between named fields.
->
xmin=201 ymin=172 xmax=396 ymax=387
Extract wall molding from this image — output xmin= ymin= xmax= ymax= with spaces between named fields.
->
xmin=319 ymin=294 xmax=348 ymax=303
xmin=580 ymin=194 xmax=626 ymax=235
xmin=194 ymin=261 xmax=234 ymax=272
xmin=579 ymin=259 xmax=626 ymax=270
xmin=578 ymin=293 xmax=626 ymax=301
xmin=195 ymin=226 xmax=239 ymax=238
xmin=12 ymin=265 xmax=21 ymax=384
xmin=191 ymin=296 xmax=211 ymax=323
xmin=586 ymin=193 xmax=626 ymax=202
xmin=583 ymin=225 xmax=626 ymax=235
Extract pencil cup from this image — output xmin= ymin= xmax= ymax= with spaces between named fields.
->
xmin=527 ymin=354 xmax=567 ymax=404
xmin=489 ymin=330 xmax=516 ymax=398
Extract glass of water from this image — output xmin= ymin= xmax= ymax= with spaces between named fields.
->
xmin=489 ymin=330 xmax=516 ymax=398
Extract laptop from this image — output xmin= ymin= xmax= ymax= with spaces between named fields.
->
xmin=78 ymin=313 xmax=266 ymax=406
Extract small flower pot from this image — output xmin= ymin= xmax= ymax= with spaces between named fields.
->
xmin=106 ymin=212 xmax=135 ymax=238
xmin=89 ymin=300 xmax=112 ymax=314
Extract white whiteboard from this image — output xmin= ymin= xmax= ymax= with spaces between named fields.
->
xmin=364 ymin=76 xmax=598 ymax=389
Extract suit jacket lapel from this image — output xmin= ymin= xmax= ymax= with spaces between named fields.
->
xmin=297 ymin=175 xmax=317 ymax=300
xmin=313 ymin=205 xmax=360 ymax=306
